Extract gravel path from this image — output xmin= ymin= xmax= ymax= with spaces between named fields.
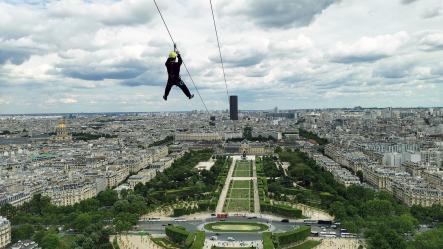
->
xmin=215 ymin=156 xmax=236 ymax=213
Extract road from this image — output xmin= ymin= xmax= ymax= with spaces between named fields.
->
xmin=137 ymin=216 xmax=341 ymax=241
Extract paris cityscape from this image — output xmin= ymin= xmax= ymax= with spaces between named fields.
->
xmin=1 ymin=106 xmax=442 ymax=249
xmin=1 ymin=0 xmax=443 ymax=249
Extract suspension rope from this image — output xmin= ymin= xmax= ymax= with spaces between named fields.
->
xmin=152 ymin=0 xmax=209 ymax=114
xmin=209 ymin=0 xmax=230 ymax=106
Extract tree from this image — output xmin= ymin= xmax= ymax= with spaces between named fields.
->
xmin=409 ymin=227 xmax=443 ymax=249
xmin=40 ymin=233 xmax=62 ymax=249
xmin=113 ymin=200 xmax=131 ymax=213
xmin=115 ymin=220 xmax=132 ymax=232
xmin=73 ymin=213 xmax=93 ymax=231
xmin=356 ymin=170 xmax=364 ymax=182
xmin=274 ymin=146 xmax=283 ymax=153
xmin=243 ymin=126 xmax=252 ymax=139
xmin=12 ymin=224 xmax=34 ymax=242
xmin=97 ymin=189 xmax=118 ymax=206
xmin=329 ymin=201 xmax=347 ymax=219
xmin=363 ymin=199 xmax=394 ymax=217
xmin=0 ymin=203 xmax=16 ymax=219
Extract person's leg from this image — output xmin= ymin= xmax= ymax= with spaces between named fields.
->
xmin=177 ymin=80 xmax=193 ymax=99
xmin=163 ymin=82 xmax=173 ymax=100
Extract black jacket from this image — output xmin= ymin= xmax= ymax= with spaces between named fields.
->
xmin=165 ymin=53 xmax=182 ymax=84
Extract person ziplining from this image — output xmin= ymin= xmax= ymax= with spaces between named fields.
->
xmin=163 ymin=44 xmax=194 ymax=101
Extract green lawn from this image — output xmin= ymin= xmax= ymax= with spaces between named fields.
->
xmin=231 ymin=180 xmax=251 ymax=188
xmin=233 ymin=170 xmax=251 ymax=177
xmin=151 ymin=237 xmax=181 ymax=249
xmin=224 ymin=180 xmax=253 ymax=212
xmin=205 ymin=222 xmax=269 ymax=232
xmin=233 ymin=161 xmax=252 ymax=177
xmin=224 ymin=198 xmax=251 ymax=212
xmin=229 ymin=188 xmax=250 ymax=198
xmin=287 ymin=240 xmax=321 ymax=249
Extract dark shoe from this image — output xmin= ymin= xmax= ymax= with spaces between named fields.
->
xmin=189 ymin=94 xmax=194 ymax=100
xmin=163 ymin=95 xmax=167 ymax=101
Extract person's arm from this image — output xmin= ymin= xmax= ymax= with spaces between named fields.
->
xmin=177 ymin=52 xmax=182 ymax=66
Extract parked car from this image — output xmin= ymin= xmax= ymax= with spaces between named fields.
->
xmin=281 ymin=219 xmax=289 ymax=223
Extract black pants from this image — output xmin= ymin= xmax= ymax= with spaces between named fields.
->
xmin=164 ymin=80 xmax=192 ymax=98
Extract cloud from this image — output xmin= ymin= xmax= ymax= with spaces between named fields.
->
xmin=47 ymin=0 xmax=155 ymax=27
xmin=401 ymin=0 xmax=419 ymax=4
xmin=119 ymin=67 xmax=165 ymax=87
xmin=419 ymin=33 xmax=443 ymax=51
xmin=0 ymin=36 xmax=54 ymax=65
xmin=329 ymin=32 xmax=409 ymax=63
xmin=431 ymin=63 xmax=443 ymax=76
xmin=268 ymin=35 xmax=313 ymax=54
xmin=421 ymin=8 xmax=441 ymax=19
xmin=1 ymin=0 xmax=443 ymax=113
xmin=373 ymin=61 xmax=414 ymax=79
xmin=61 ymin=98 xmax=78 ymax=104
xmin=224 ymin=0 xmax=339 ymax=29
xmin=0 ymin=50 xmax=31 ymax=65
xmin=209 ymin=46 xmax=267 ymax=68
xmin=60 ymin=58 xmax=148 ymax=81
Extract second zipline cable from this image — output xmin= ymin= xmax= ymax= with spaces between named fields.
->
xmin=209 ymin=0 xmax=230 ymax=107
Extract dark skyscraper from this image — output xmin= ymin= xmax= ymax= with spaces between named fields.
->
xmin=229 ymin=95 xmax=238 ymax=120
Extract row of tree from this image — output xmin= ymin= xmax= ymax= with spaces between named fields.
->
xmin=72 ymin=132 xmax=117 ymax=141
xmin=0 ymin=149 xmax=226 ymax=249
xmin=298 ymin=128 xmax=328 ymax=145
xmin=148 ymin=135 xmax=174 ymax=147
xmin=274 ymin=149 xmax=443 ymax=249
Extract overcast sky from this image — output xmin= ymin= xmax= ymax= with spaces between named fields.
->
xmin=0 ymin=0 xmax=442 ymax=114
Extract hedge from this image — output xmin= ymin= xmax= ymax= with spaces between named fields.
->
xmin=273 ymin=226 xmax=311 ymax=247
xmin=165 ymin=225 xmax=205 ymax=249
xmin=262 ymin=232 xmax=275 ymax=249
xmin=165 ymin=225 xmax=190 ymax=245
xmin=185 ymin=233 xmax=196 ymax=248
xmin=260 ymin=203 xmax=302 ymax=218
xmin=190 ymin=231 xmax=205 ymax=249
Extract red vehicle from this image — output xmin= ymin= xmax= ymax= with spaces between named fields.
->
xmin=217 ymin=213 xmax=228 ymax=219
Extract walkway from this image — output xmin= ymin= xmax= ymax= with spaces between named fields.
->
xmin=252 ymin=159 xmax=260 ymax=213
xmin=215 ymin=157 xmax=236 ymax=213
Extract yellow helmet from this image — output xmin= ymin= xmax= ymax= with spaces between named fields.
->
xmin=169 ymin=51 xmax=177 ymax=59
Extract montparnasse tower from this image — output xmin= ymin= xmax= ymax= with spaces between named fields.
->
xmin=54 ymin=119 xmax=72 ymax=142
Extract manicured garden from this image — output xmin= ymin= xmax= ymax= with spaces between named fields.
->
xmin=233 ymin=160 xmax=252 ymax=177
xmin=204 ymin=222 xmax=269 ymax=232
xmin=223 ymin=180 xmax=253 ymax=212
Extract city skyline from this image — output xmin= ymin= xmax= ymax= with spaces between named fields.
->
xmin=0 ymin=0 xmax=443 ymax=113
xmin=1 ymin=108 xmax=442 ymax=248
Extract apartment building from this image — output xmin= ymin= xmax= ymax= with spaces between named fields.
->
xmin=42 ymin=183 xmax=96 ymax=206
xmin=0 ymin=216 xmax=11 ymax=249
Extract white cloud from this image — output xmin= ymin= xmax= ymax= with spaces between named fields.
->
xmin=419 ymin=32 xmax=443 ymax=51
xmin=329 ymin=32 xmax=409 ymax=63
xmin=268 ymin=35 xmax=314 ymax=54
xmin=0 ymin=0 xmax=442 ymax=113
xmin=61 ymin=98 xmax=78 ymax=104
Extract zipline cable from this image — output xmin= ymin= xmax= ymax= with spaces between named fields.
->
xmin=152 ymin=0 xmax=209 ymax=114
xmin=209 ymin=0 xmax=230 ymax=106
